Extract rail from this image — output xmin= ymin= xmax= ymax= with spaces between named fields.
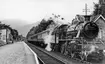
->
xmin=26 ymin=41 xmax=93 ymax=64
xmin=23 ymin=42 xmax=45 ymax=64
xmin=33 ymin=45 xmax=66 ymax=64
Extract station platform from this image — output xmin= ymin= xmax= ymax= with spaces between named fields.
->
xmin=0 ymin=41 xmax=39 ymax=64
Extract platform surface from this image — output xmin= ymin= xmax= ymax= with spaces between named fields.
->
xmin=0 ymin=41 xmax=39 ymax=64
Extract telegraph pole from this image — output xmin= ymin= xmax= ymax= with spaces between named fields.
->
xmin=83 ymin=4 xmax=90 ymax=15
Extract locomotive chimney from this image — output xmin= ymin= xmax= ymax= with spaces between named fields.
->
xmin=83 ymin=4 xmax=91 ymax=22
xmin=84 ymin=15 xmax=91 ymax=22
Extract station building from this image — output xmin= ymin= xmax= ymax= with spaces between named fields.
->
xmin=0 ymin=24 xmax=13 ymax=46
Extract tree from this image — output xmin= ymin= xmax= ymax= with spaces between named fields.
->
xmin=93 ymin=0 xmax=105 ymax=17
xmin=27 ymin=18 xmax=55 ymax=38
xmin=93 ymin=3 xmax=101 ymax=16
xmin=11 ymin=29 xmax=18 ymax=40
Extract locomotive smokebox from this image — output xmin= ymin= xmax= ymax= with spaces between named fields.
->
xmin=82 ymin=22 xmax=99 ymax=40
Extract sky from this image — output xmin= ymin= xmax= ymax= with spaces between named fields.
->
xmin=0 ymin=0 xmax=98 ymax=25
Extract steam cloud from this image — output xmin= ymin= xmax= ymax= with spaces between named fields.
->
xmin=42 ymin=14 xmax=62 ymax=51
xmin=43 ymin=28 xmax=54 ymax=51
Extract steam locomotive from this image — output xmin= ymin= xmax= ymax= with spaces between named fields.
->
xmin=51 ymin=21 xmax=104 ymax=62
xmin=27 ymin=19 xmax=104 ymax=62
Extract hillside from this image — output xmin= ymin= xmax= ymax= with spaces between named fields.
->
xmin=1 ymin=19 xmax=28 ymax=29
xmin=16 ymin=21 xmax=40 ymax=37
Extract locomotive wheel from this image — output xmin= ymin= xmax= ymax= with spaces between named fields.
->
xmin=53 ymin=45 xmax=59 ymax=52
xmin=71 ymin=53 xmax=75 ymax=58
xmin=80 ymin=54 xmax=86 ymax=61
xmin=72 ymin=52 xmax=82 ymax=59
xmin=62 ymin=43 xmax=69 ymax=55
xmin=61 ymin=44 xmax=65 ymax=54
xmin=61 ymin=43 xmax=69 ymax=55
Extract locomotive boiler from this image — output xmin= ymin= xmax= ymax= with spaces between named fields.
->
xmin=51 ymin=21 xmax=104 ymax=62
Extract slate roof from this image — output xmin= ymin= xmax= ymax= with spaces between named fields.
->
xmin=91 ymin=15 xmax=105 ymax=22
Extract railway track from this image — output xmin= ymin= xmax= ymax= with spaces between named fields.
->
xmin=26 ymin=41 xmax=105 ymax=64
xmin=34 ymin=46 xmax=65 ymax=64
xmin=26 ymin=41 xmax=94 ymax=64
xmin=26 ymin=42 xmax=65 ymax=64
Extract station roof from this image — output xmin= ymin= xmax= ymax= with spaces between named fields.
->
xmin=92 ymin=15 xmax=105 ymax=22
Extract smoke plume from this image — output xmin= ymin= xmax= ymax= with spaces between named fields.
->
xmin=43 ymin=29 xmax=54 ymax=51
